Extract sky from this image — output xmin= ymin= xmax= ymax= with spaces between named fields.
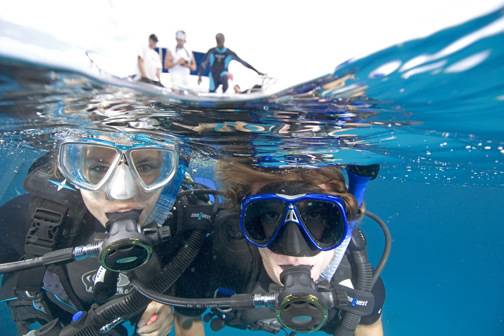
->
xmin=1 ymin=0 xmax=503 ymax=90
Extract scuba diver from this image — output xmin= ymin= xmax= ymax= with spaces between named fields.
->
xmin=197 ymin=33 xmax=264 ymax=93
xmin=0 ymin=129 xmax=215 ymax=336
xmin=131 ymin=162 xmax=390 ymax=336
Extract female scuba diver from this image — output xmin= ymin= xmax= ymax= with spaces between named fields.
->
xmin=167 ymin=161 xmax=386 ymax=336
xmin=0 ymin=129 xmax=198 ymax=336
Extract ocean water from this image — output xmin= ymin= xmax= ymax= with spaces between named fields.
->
xmin=0 ymin=7 xmax=503 ymax=336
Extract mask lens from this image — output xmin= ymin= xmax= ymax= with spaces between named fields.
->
xmin=59 ymin=143 xmax=120 ymax=190
xmin=243 ymin=199 xmax=286 ymax=245
xmin=297 ymin=199 xmax=345 ymax=249
xmin=130 ymin=148 xmax=175 ymax=189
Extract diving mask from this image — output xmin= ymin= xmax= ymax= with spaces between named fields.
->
xmin=58 ymin=133 xmax=179 ymax=200
xmin=240 ymin=181 xmax=349 ymax=256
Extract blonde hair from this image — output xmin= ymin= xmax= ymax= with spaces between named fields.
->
xmin=216 ymin=161 xmax=361 ymax=221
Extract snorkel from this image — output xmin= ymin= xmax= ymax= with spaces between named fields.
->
xmin=333 ymin=164 xmax=381 ymax=336
xmin=319 ymin=164 xmax=381 ymax=282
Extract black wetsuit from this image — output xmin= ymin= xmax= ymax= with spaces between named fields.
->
xmin=175 ymin=210 xmax=386 ymax=334
xmin=198 ymin=47 xmax=260 ymax=93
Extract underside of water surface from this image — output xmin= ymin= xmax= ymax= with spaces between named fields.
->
xmin=1 ymin=6 xmax=503 ymax=186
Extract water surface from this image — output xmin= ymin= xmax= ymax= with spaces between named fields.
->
xmin=0 ymin=7 xmax=503 ymax=336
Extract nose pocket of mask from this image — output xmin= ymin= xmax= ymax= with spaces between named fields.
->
xmin=106 ymin=164 xmax=138 ymax=200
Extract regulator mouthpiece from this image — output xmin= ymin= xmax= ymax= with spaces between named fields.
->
xmin=99 ymin=210 xmax=152 ymax=272
xmin=276 ymin=265 xmax=329 ymax=333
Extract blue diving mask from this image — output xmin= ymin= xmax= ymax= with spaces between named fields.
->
xmin=57 ymin=131 xmax=180 ymax=200
xmin=240 ymin=181 xmax=349 ymax=257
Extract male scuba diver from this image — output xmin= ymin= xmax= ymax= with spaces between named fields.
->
xmin=131 ymin=162 xmax=390 ymax=336
xmin=0 ymin=130 xmax=215 ymax=336
xmin=198 ymin=33 xmax=264 ymax=93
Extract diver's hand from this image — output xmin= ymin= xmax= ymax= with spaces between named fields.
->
xmin=137 ymin=301 xmax=174 ymax=336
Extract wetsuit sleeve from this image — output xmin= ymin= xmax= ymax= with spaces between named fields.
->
xmin=359 ymin=275 xmax=386 ymax=325
xmin=198 ymin=49 xmax=212 ymax=76
xmin=228 ymin=49 xmax=260 ymax=73
xmin=0 ymin=194 xmax=31 ymax=263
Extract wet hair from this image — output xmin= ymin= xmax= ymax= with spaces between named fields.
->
xmin=216 ymin=161 xmax=361 ymax=221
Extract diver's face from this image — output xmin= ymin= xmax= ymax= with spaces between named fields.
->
xmin=251 ymin=177 xmax=336 ymax=284
xmin=80 ymin=185 xmax=161 ymax=228
xmin=79 ymin=144 xmax=163 ymax=227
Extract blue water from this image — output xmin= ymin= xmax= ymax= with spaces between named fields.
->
xmin=0 ymin=7 xmax=503 ymax=336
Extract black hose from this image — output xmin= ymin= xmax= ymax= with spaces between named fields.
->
xmin=364 ymin=210 xmax=391 ymax=288
xmin=0 ymin=247 xmax=75 ymax=274
xmin=131 ymin=280 xmax=255 ymax=309
xmin=94 ymin=230 xmax=206 ymax=321
xmin=0 ymin=258 xmax=44 ymax=273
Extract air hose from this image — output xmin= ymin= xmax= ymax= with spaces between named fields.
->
xmin=100 ymin=230 xmax=205 ymax=318
xmin=59 ymin=230 xmax=206 ymax=336
xmin=365 ymin=211 xmax=391 ymax=288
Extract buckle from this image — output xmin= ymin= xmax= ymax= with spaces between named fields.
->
xmin=25 ymin=207 xmax=66 ymax=257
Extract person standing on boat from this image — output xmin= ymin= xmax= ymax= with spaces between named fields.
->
xmin=164 ymin=30 xmax=197 ymax=91
xmin=138 ymin=34 xmax=163 ymax=87
xmin=198 ymin=33 xmax=263 ymax=93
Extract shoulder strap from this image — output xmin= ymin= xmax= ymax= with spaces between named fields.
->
xmin=11 ymin=155 xmax=89 ymax=322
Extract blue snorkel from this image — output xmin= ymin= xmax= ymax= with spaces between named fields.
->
xmin=333 ymin=164 xmax=382 ymax=336
xmin=346 ymin=164 xmax=380 ymax=207
xmin=319 ymin=164 xmax=380 ymax=282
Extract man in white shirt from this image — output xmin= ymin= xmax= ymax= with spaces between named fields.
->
xmin=164 ymin=30 xmax=196 ymax=91
xmin=138 ymin=34 xmax=163 ymax=87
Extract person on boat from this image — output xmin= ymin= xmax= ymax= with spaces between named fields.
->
xmin=138 ymin=34 xmax=163 ymax=87
xmin=198 ymin=33 xmax=263 ymax=93
xmin=164 ymin=30 xmax=197 ymax=91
